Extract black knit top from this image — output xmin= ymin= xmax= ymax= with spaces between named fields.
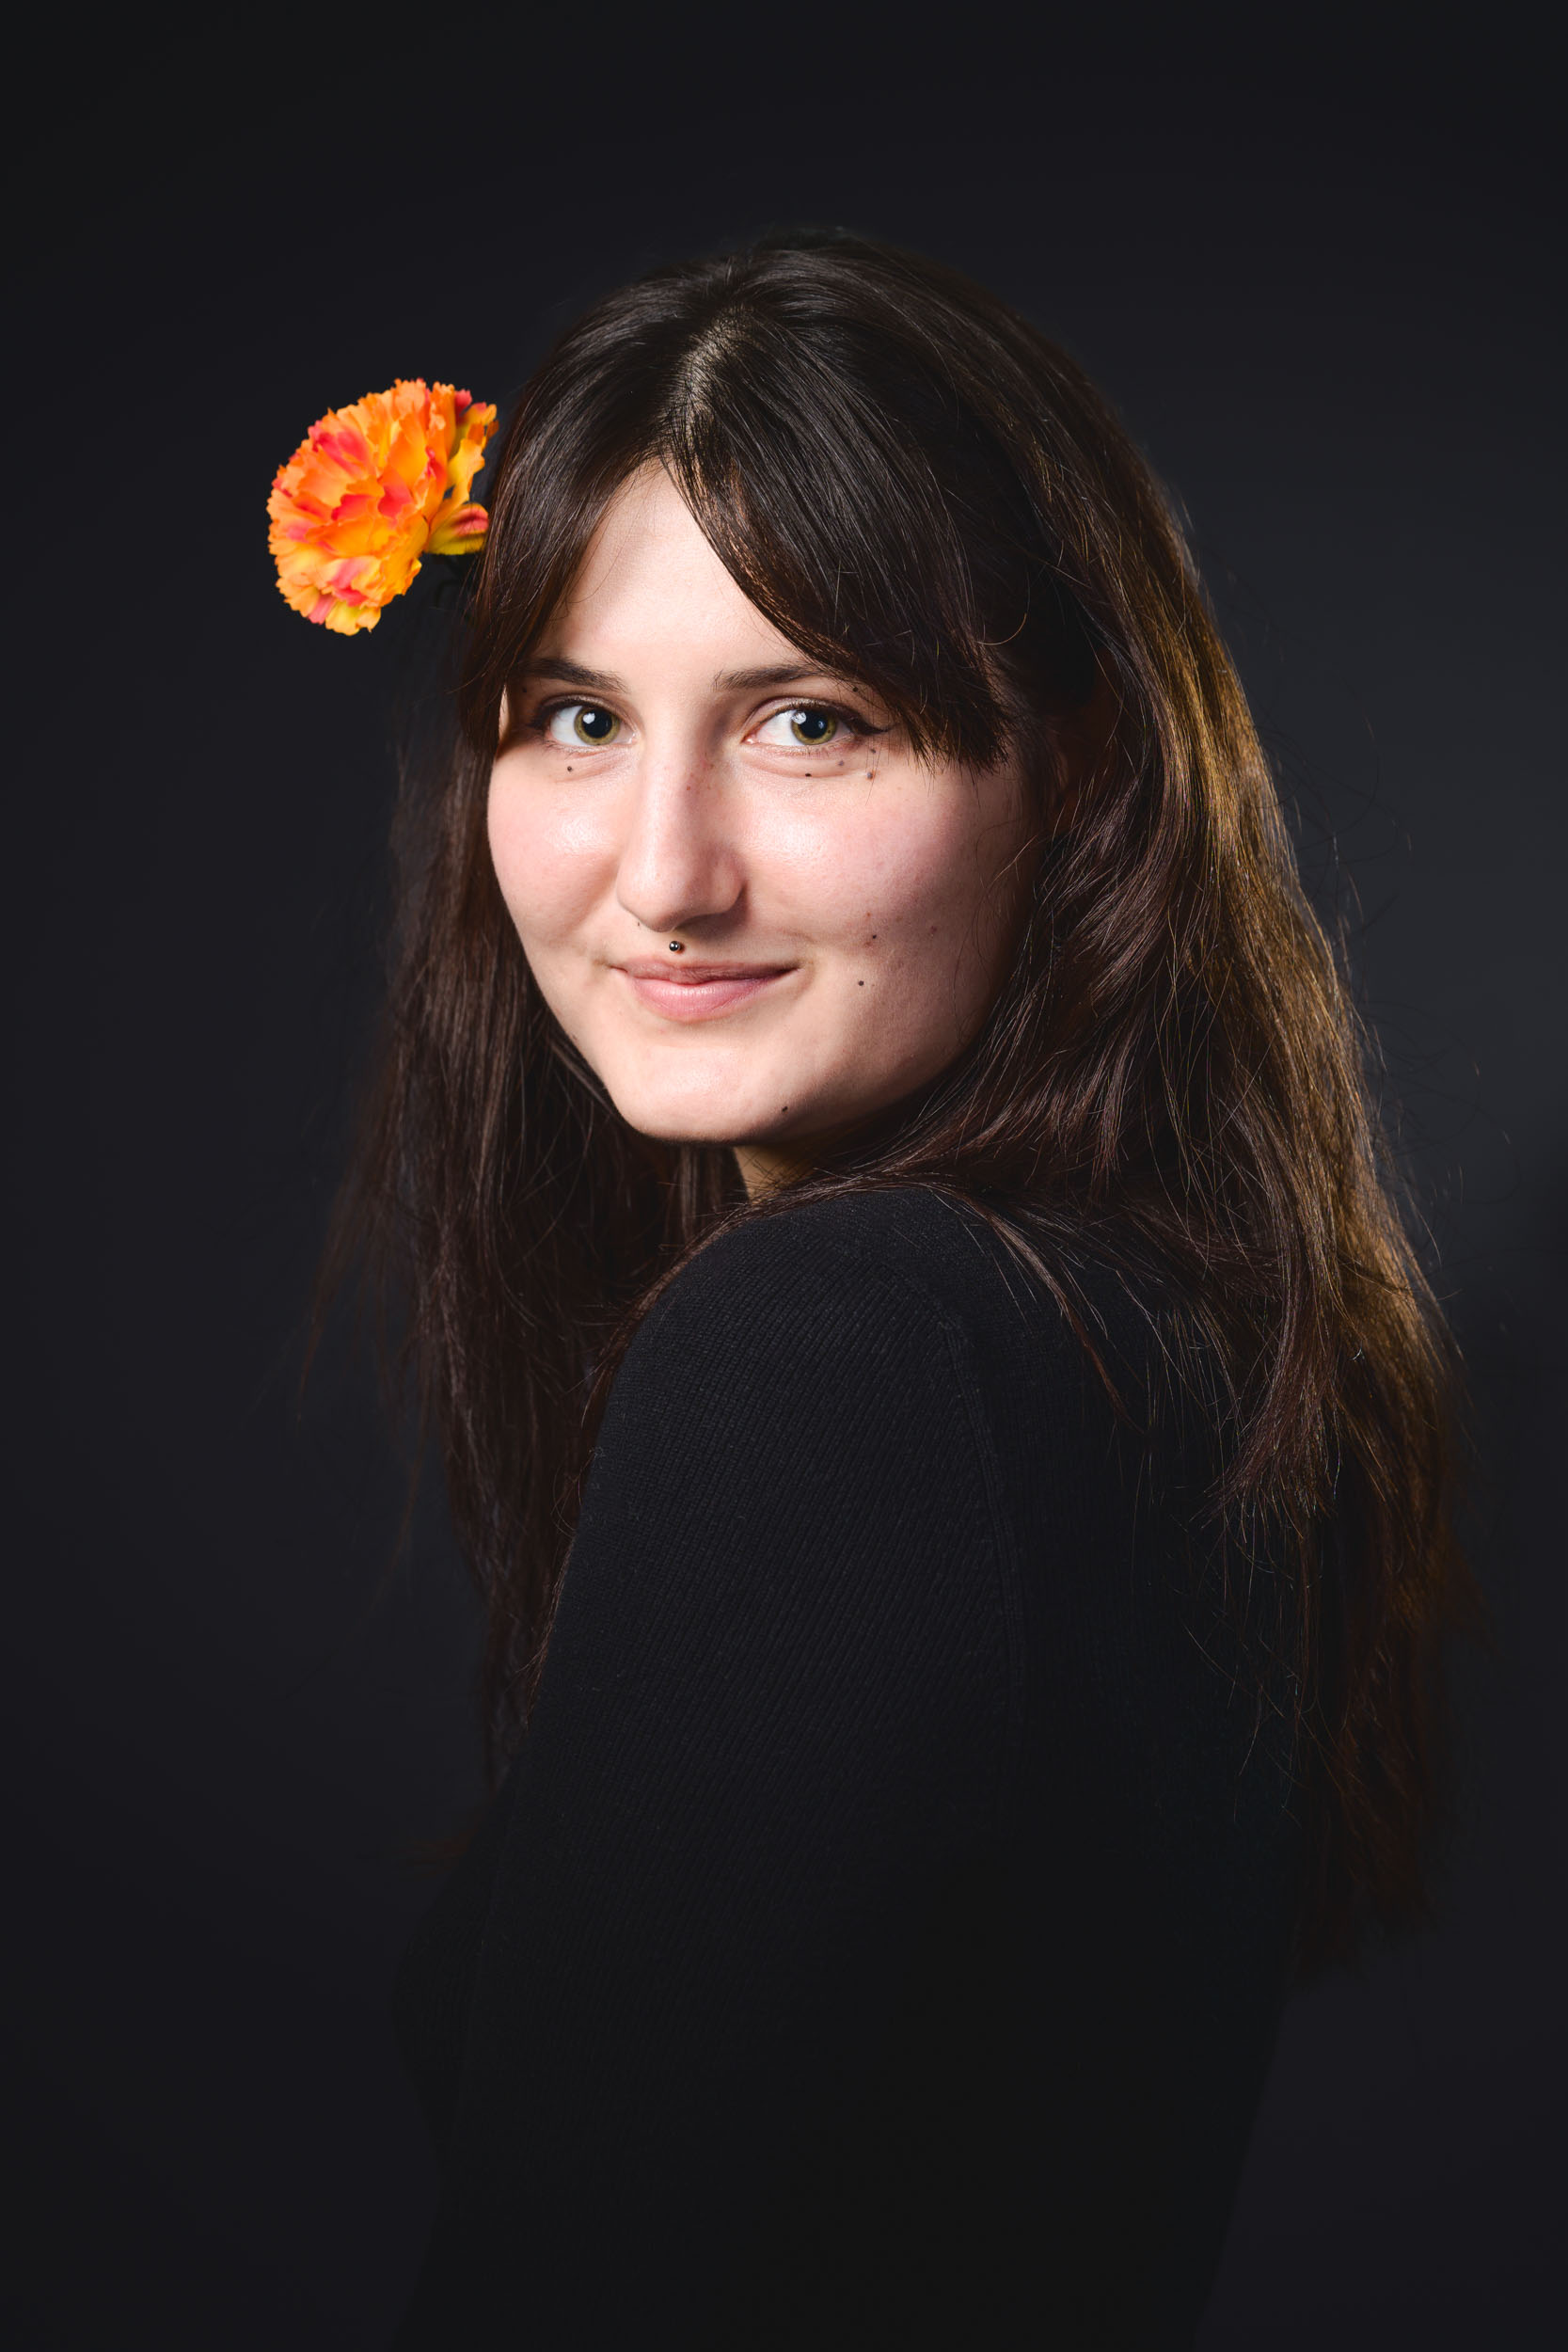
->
xmin=391 ymin=1188 xmax=1302 ymax=2347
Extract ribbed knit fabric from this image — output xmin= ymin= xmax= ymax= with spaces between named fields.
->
xmin=392 ymin=1188 xmax=1302 ymax=2348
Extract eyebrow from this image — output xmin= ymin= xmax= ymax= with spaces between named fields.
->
xmin=519 ymin=657 xmax=623 ymax=693
xmin=519 ymin=656 xmax=866 ymax=697
xmin=714 ymin=661 xmax=843 ymax=692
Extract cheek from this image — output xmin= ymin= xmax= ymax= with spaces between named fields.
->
xmin=784 ymin=785 xmax=1015 ymax=956
xmin=486 ymin=771 xmax=610 ymax=946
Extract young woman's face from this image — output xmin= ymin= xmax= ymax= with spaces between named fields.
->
xmin=488 ymin=465 xmax=1035 ymax=1190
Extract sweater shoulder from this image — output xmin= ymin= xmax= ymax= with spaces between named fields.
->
xmin=638 ymin=1185 xmax=1131 ymax=1416
xmin=626 ymin=1189 xmax=1194 ymax=1550
xmin=586 ymin=1191 xmax=1042 ymax=1643
xmin=612 ymin=1189 xmax=1001 ymax=1461
xmin=644 ymin=1186 xmax=1078 ymax=1359
xmin=575 ymin=1190 xmax=1023 ymax=1770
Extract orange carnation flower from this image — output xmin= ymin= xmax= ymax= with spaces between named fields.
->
xmin=268 ymin=379 xmax=499 ymax=635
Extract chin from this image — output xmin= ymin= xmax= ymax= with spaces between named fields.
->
xmin=605 ymin=1071 xmax=786 ymax=1152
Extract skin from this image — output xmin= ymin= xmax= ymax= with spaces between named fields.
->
xmin=487 ymin=463 xmax=1037 ymax=1195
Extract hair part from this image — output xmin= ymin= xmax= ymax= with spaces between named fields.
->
xmin=325 ymin=228 xmax=1472 ymax=1974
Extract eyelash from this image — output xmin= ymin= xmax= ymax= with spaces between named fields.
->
xmin=528 ymin=696 xmax=886 ymax=744
xmin=758 ymin=700 xmax=885 ymax=747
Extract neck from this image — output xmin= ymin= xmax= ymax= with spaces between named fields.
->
xmin=732 ymin=1144 xmax=805 ymax=1200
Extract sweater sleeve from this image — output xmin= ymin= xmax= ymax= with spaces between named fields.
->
xmin=392 ymin=1216 xmax=1015 ymax=2347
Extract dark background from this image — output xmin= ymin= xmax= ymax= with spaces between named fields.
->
xmin=8 ymin=10 xmax=1563 ymax=2345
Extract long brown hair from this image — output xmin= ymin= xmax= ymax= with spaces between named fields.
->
xmin=327 ymin=230 xmax=1469 ymax=1971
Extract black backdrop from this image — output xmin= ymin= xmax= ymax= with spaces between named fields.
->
xmin=8 ymin=13 xmax=1563 ymax=2346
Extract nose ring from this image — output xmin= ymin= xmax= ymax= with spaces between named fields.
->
xmin=668 ymin=940 xmax=685 ymax=954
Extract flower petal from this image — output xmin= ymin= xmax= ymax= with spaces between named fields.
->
xmin=268 ymin=379 xmax=496 ymax=629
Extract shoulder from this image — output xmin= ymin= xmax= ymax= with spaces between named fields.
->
xmin=569 ymin=1192 xmax=1025 ymax=1740
xmin=606 ymin=1189 xmax=988 ymax=1460
xmin=626 ymin=1185 xmax=1137 ymax=1426
xmin=634 ymin=1185 xmax=1083 ymax=1374
xmin=598 ymin=1186 xmax=1150 ymax=1536
xmin=588 ymin=1191 xmax=1052 ymax=1557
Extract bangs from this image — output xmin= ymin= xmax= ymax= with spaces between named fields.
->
xmin=662 ymin=310 xmax=1013 ymax=767
xmin=463 ymin=243 xmax=1097 ymax=764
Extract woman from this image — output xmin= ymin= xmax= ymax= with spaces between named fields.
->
xmin=334 ymin=231 xmax=1465 ymax=2344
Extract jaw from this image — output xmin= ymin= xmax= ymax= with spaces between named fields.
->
xmin=603 ymin=1033 xmax=824 ymax=1147
xmin=595 ymin=1021 xmax=946 ymax=1158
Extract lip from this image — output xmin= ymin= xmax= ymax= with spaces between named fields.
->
xmin=614 ymin=957 xmax=797 ymax=1023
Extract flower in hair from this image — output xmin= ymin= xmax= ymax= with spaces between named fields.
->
xmin=268 ymin=379 xmax=498 ymax=634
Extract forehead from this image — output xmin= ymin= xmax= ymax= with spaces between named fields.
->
xmin=551 ymin=463 xmax=794 ymax=670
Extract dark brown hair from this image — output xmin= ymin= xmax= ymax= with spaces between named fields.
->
xmin=328 ymin=229 xmax=1470 ymax=1971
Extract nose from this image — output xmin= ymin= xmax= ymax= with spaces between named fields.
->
xmin=614 ymin=752 xmax=744 ymax=938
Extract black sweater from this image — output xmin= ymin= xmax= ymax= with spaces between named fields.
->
xmin=392 ymin=1188 xmax=1302 ymax=2348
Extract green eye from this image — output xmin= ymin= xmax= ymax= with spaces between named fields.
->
xmin=574 ymin=706 xmax=619 ymax=743
xmin=788 ymin=707 xmax=837 ymax=745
